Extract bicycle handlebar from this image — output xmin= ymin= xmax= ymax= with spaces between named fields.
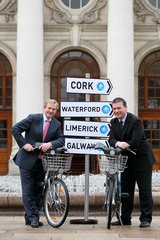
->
xmin=94 ymin=142 xmax=136 ymax=155
xmin=33 ymin=143 xmax=69 ymax=154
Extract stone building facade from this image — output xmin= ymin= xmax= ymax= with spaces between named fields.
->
xmin=0 ymin=0 xmax=160 ymax=175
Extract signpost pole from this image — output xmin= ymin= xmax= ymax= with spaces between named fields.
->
xmin=70 ymin=74 xmax=98 ymax=225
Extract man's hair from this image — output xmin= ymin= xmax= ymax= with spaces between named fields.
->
xmin=112 ymin=97 xmax=127 ymax=107
xmin=44 ymin=99 xmax=59 ymax=110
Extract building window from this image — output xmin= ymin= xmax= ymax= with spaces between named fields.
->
xmin=148 ymin=0 xmax=160 ymax=9
xmin=0 ymin=53 xmax=12 ymax=109
xmin=138 ymin=50 xmax=160 ymax=151
xmin=61 ymin=0 xmax=90 ymax=9
xmin=50 ymin=50 xmax=100 ymax=104
xmin=138 ymin=51 xmax=160 ymax=110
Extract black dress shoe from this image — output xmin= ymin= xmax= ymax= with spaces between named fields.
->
xmin=30 ymin=220 xmax=39 ymax=228
xmin=139 ymin=221 xmax=150 ymax=228
xmin=38 ymin=221 xmax=43 ymax=227
xmin=26 ymin=220 xmax=43 ymax=227
xmin=111 ymin=220 xmax=131 ymax=226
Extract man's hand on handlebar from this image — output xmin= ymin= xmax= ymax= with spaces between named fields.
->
xmin=116 ymin=141 xmax=130 ymax=149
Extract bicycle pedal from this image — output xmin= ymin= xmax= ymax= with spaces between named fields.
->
xmin=121 ymin=193 xmax=129 ymax=198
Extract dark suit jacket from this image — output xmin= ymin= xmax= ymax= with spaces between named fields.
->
xmin=109 ymin=112 xmax=156 ymax=171
xmin=12 ymin=114 xmax=65 ymax=170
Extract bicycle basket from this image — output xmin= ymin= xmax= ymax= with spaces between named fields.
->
xmin=42 ymin=153 xmax=72 ymax=173
xmin=98 ymin=154 xmax=128 ymax=173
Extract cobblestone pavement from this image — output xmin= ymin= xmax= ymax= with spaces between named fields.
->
xmin=0 ymin=214 xmax=160 ymax=240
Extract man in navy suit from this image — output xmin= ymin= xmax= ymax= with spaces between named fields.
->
xmin=109 ymin=97 xmax=156 ymax=228
xmin=12 ymin=99 xmax=64 ymax=228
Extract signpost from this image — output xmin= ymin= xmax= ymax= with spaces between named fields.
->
xmin=62 ymin=77 xmax=113 ymax=225
xmin=67 ymin=77 xmax=112 ymax=94
xmin=65 ymin=138 xmax=110 ymax=155
xmin=64 ymin=120 xmax=110 ymax=138
xmin=61 ymin=101 xmax=113 ymax=117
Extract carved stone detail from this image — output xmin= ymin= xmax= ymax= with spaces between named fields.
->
xmin=44 ymin=0 xmax=107 ymax=24
xmin=44 ymin=0 xmax=70 ymax=24
xmin=134 ymin=0 xmax=160 ymax=24
xmin=81 ymin=0 xmax=106 ymax=24
xmin=0 ymin=0 xmax=17 ymax=22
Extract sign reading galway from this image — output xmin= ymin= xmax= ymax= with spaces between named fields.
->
xmin=65 ymin=138 xmax=110 ymax=155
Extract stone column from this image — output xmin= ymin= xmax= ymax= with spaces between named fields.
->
xmin=16 ymin=0 xmax=44 ymax=121
xmin=107 ymin=0 xmax=134 ymax=112
xmin=10 ymin=0 xmax=44 ymax=175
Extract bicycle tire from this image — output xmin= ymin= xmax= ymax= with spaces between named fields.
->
xmin=107 ymin=178 xmax=115 ymax=229
xmin=43 ymin=177 xmax=69 ymax=228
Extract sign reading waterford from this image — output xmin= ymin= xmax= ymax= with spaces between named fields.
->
xmin=64 ymin=120 xmax=110 ymax=137
xmin=65 ymin=138 xmax=110 ymax=155
xmin=67 ymin=77 xmax=112 ymax=95
xmin=61 ymin=101 xmax=113 ymax=117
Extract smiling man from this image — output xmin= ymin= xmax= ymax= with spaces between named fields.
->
xmin=12 ymin=99 xmax=64 ymax=228
xmin=109 ymin=97 xmax=156 ymax=228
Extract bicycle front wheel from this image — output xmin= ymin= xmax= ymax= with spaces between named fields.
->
xmin=44 ymin=177 xmax=69 ymax=228
xmin=107 ymin=178 xmax=115 ymax=229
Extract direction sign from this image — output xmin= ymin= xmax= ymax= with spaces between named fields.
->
xmin=64 ymin=120 xmax=110 ymax=137
xmin=65 ymin=138 xmax=110 ymax=155
xmin=61 ymin=101 xmax=113 ymax=117
xmin=66 ymin=77 xmax=113 ymax=95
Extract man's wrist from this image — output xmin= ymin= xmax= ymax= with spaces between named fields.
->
xmin=115 ymin=141 xmax=120 ymax=147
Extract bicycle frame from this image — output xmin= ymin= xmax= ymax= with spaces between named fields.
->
xmin=41 ymin=150 xmax=72 ymax=228
xmin=104 ymin=168 xmax=123 ymax=229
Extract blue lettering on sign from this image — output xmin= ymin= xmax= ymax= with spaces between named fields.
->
xmin=97 ymin=82 xmax=104 ymax=91
xmin=102 ymin=105 xmax=110 ymax=114
xmin=100 ymin=125 xmax=108 ymax=134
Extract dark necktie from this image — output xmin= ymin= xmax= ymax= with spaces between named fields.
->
xmin=119 ymin=120 xmax=123 ymax=129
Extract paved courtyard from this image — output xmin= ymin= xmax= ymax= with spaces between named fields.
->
xmin=0 ymin=214 xmax=160 ymax=240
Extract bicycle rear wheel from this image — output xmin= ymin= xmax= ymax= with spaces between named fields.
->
xmin=44 ymin=177 xmax=69 ymax=228
xmin=107 ymin=178 xmax=115 ymax=229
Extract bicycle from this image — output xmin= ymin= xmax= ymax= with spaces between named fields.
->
xmin=94 ymin=142 xmax=136 ymax=229
xmin=41 ymin=147 xmax=72 ymax=228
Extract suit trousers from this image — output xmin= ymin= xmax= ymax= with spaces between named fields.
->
xmin=121 ymin=164 xmax=153 ymax=223
xmin=19 ymin=159 xmax=45 ymax=222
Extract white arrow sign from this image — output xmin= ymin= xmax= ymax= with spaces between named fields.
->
xmin=64 ymin=120 xmax=110 ymax=137
xmin=61 ymin=102 xmax=113 ymax=117
xmin=66 ymin=77 xmax=112 ymax=95
xmin=65 ymin=138 xmax=110 ymax=155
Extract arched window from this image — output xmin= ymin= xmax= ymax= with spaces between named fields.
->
xmin=138 ymin=50 xmax=160 ymax=169
xmin=0 ymin=52 xmax=12 ymax=175
xmin=0 ymin=54 xmax=12 ymax=109
xmin=50 ymin=50 xmax=100 ymax=107
xmin=148 ymin=0 xmax=160 ymax=9
xmin=61 ymin=0 xmax=90 ymax=9
xmin=50 ymin=50 xmax=100 ymax=174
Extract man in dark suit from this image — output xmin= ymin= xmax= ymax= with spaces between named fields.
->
xmin=109 ymin=97 xmax=156 ymax=228
xmin=12 ymin=99 xmax=64 ymax=228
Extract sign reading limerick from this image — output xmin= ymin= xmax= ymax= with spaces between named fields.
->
xmin=66 ymin=77 xmax=112 ymax=95
xmin=65 ymin=138 xmax=110 ymax=155
xmin=61 ymin=102 xmax=113 ymax=117
xmin=64 ymin=120 xmax=110 ymax=137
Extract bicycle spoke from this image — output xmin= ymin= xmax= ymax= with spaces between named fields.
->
xmin=44 ymin=178 xmax=69 ymax=227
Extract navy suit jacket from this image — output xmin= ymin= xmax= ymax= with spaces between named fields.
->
xmin=109 ymin=112 xmax=156 ymax=171
xmin=12 ymin=114 xmax=65 ymax=170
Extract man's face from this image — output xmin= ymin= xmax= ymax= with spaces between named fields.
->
xmin=44 ymin=103 xmax=57 ymax=119
xmin=112 ymin=102 xmax=127 ymax=120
